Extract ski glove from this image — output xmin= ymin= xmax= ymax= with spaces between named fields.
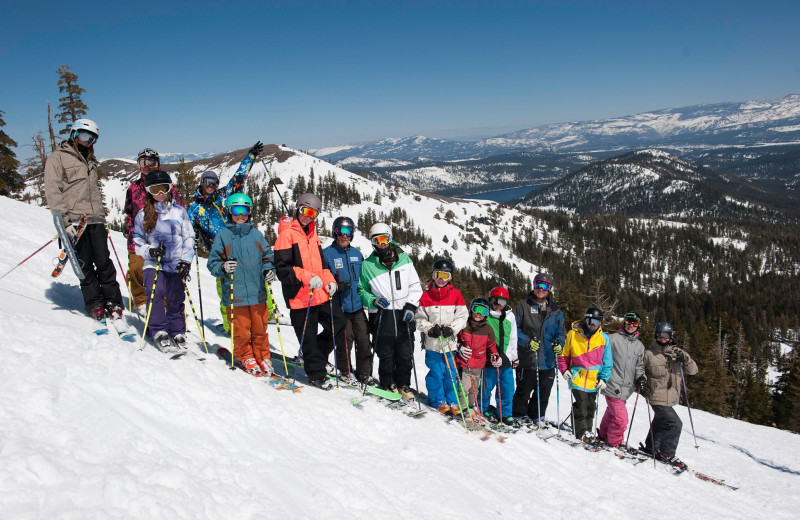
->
xmin=149 ymin=243 xmax=166 ymax=260
xmin=374 ymin=297 xmax=390 ymax=310
xmin=673 ymin=347 xmax=688 ymax=363
xmin=263 ymin=270 xmax=276 ymax=283
xmin=222 ymin=259 xmax=238 ymax=274
xmin=491 ymin=354 xmax=502 ymax=367
xmin=596 ymin=379 xmax=607 ymax=393
xmin=248 ymin=141 xmax=264 ymax=158
xmin=529 ymin=338 xmax=540 ymax=352
xmin=562 ymin=369 xmax=573 ymax=382
xmin=636 ymin=376 xmax=650 ymax=397
xmin=402 ymin=309 xmax=415 ymax=323
xmin=440 ymin=326 xmax=454 ymax=338
xmin=325 ymin=282 xmax=337 ymax=296
xmin=459 ymin=346 xmax=472 ymax=360
xmin=338 ymin=280 xmax=352 ymax=292
xmin=176 ymin=261 xmax=191 ymax=280
xmin=552 ymin=342 xmax=563 ymax=355
xmin=308 ymin=275 xmax=323 ymax=290
xmin=65 ymin=223 xmax=79 ymax=241
xmin=427 ymin=324 xmax=442 ymax=338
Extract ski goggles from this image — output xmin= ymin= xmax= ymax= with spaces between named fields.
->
xmin=624 ymin=317 xmax=641 ymax=328
xmin=491 ymin=297 xmax=508 ymax=307
xmin=201 ymin=177 xmax=218 ymax=187
xmin=298 ymin=206 xmax=319 ymax=219
xmin=146 ymin=183 xmax=171 ymax=195
xmin=335 ymin=226 xmax=353 ymax=237
xmin=655 ymin=331 xmax=673 ymax=340
xmin=534 ymin=281 xmax=551 ymax=292
xmin=75 ymin=130 xmax=98 ymax=144
xmin=585 ymin=318 xmax=602 ymax=328
xmin=471 ymin=304 xmax=490 ymax=317
xmin=230 ymin=205 xmax=250 ymax=216
xmin=138 ymin=157 xmax=159 ymax=168
xmin=371 ymin=234 xmax=390 ymax=246
xmin=432 ymin=270 xmax=452 ymax=281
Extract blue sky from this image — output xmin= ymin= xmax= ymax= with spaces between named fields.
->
xmin=2 ymin=0 xmax=798 ymax=159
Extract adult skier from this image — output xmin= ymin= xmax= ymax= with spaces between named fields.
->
xmin=482 ymin=286 xmax=518 ymax=426
xmin=188 ymin=141 xmax=262 ymax=332
xmin=123 ymin=148 xmax=184 ymax=316
xmin=511 ymin=273 xmax=566 ymax=427
xmin=358 ymin=222 xmax=422 ymax=400
xmin=640 ymin=322 xmax=698 ymax=468
xmin=43 ymin=119 xmax=125 ymax=322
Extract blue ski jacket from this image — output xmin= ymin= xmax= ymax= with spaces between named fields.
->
xmin=322 ymin=241 xmax=365 ymax=313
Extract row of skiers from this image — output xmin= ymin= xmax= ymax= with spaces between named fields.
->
xmin=42 ymin=125 xmax=699 ymax=466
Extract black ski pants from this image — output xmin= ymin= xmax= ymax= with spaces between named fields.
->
xmin=74 ymin=223 xmax=123 ymax=313
xmin=290 ymin=299 xmax=346 ymax=383
xmin=571 ymin=389 xmax=598 ymax=439
xmin=370 ymin=310 xmax=413 ymax=388
xmin=512 ymin=367 xmax=556 ymax=420
xmin=336 ymin=308 xmax=372 ymax=379
xmin=644 ymin=404 xmax=683 ymax=458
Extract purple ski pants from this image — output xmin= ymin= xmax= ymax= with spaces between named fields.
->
xmin=143 ymin=268 xmax=186 ymax=339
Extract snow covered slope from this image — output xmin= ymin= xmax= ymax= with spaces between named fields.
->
xmin=1 ymin=197 xmax=800 ymax=518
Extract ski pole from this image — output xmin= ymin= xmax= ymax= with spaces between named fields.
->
xmin=594 ymin=393 xmax=600 ymax=436
xmin=259 ymin=159 xmax=290 ymax=214
xmin=409 ymin=322 xmax=421 ymax=411
xmin=183 ymin=279 xmax=209 ymax=353
xmin=266 ymin=282 xmax=289 ymax=376
xmin=329 ymin=296 xmax=339 ymax=389
xmin=646 ymin=401 xmax=656 ymax=468
xmin=292 ymin=289 xmax=315 ymax=384
xmin=0 ymin=236 xmax=57 ymax=282
xmin=194 ymin=241 xmax=205 ymax=342
xmin=535 ymin=354 xmax=542 ymax=425
xmin=680 ymin=365 xmax=700 ymax=450
xmin=105 ymin=226 xmax=132 ymax=311
xmin=495 ymin=366 xmax=502 ymax=422
xmin=555 ymin=369 xmax=562 ymax=437
xmin=439 ymin=337 xmax=468 ymax=430
xmin=139 ymin=248 xmax=163 ymax=351
xmin=229 ymin=268 xmax=235 ymax=368
xmin=363 ymin=310 xmax=383 ymax=397
xmin=626 ymin=392 xmax=640 ymax=448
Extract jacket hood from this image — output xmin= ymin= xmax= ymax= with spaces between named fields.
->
xmin=278 ymin=216 xmax=316 ymax=236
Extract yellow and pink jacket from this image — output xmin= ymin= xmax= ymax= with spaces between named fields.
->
xmin=557 ymin=320 xmax=613 ymax=392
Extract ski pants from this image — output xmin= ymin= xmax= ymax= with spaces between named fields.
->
xmin=571 ymin=389 xmax=598 ymax=439
xmin=425 ymin=350 xmax=458 ymax=408
xmin=512 ymin=367 xmax=556 ymax=420
xmin=217 ymin=278 xmax=230 ymax=333
xmin=481 ymin=366 xmax=515 ymax=420
xmin=127 ymin=251 xmax=146 ymax=307
xmin=337 ymin=308 xmax=372 ymax=379
xmin=370 ymin=311 xmax=413 ymax=388
xmin=75 ymin=223 xmax=123 ymax=313
xmin=644 ymin=404 xmax=683 ymax=458
xmin=143 ymin=269 xmax=185 ymax=338
xmin=598 ymin=395 xmax=629 ymax=447
xmin=228 ymin=302 xmax=270 ymax=367
xmin=458 ymin=368 xmax=483 ymax=411
xmin=290 ymin=299 xmax=346 ymax=383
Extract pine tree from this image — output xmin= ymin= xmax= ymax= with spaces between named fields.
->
xmin=686 ymin=325 xmax=733 ymax=416
xmin=174 ymin=157 xmax=196 ymax=205
xmin=55 ymin=65 xmax=89 ymax=137
xmin=773 ymin=357 xmax=800 ymax=433
xmin=0 ymin=109 xmax=23 ymax=197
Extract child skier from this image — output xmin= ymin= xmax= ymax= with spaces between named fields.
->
xmin=456 ymin=297 xmax=500 ymax=422
xmin=415 ymin=259 xmax=469 ymax=415
xmin=557 ymin=307 xmax=613 ymax=441
xmin=207 ymin=193 xmax=277 ymax=376
xmin=132 ymin=169 xmax=195 ymax=351
xmin=481 ymin=287 xmax=518 ymax=426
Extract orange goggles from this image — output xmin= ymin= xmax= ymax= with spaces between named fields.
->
xmin=371 ymin=234 xmax=390 ymax=246
xmin=298 ymin=206 xmax=319 ymax=219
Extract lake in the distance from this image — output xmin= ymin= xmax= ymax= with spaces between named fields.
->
xmin=461 ymin=184 xmax=544 ymax=203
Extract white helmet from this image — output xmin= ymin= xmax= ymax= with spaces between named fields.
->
xmin=369 ymin=222 xmax=392 ymax=240
xmin=70 ymin=118 xmax=99 ymax=141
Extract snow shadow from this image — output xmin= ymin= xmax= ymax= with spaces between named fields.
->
xmin=45 ymin=282 xmax=87 ymax=314
xmin=731 ymin=444 xmax=800 ymax=475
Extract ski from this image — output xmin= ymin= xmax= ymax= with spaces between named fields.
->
xmin=52 ymin=212 xmax=87 ymax=279
xmin=218 ymin=347 xmax=301 ymax=391
xmin=107 ymin=316 xmax=137 ymax=342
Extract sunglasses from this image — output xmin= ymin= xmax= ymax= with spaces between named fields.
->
xmin=299 ymin=206 xmax=319 ymax=219
xmin=432 ymin=270 xmax=452 ymax=281
xmin=534 ymin=281 xmax=551 ymax=291
xmin=230 ymin=205 xmax=250 ymax=216
xmin=76 ymin=130 xmax=98 ymax=145
xmin=138 ymin=157 xmax=159 ymax=168
xmin=371 ymin=234 xmax=390 ymax=246
xmin=201 ymin=178 xmax=218 ymax=187
xmin=471 ymin=304 xmax=490 ymax=317
xmin=656 ymin=332 xmax=672 ymax=340
xmin=625 ymin=318 xmax=641 ymax=328
xmin=491 ymin=297 xmax=508 ymax=307
xmin=336 ymin=226 xmax=353 ymax=237
xmin=585 ymin=318 xmax=601 ymax=328
xmin=146 ymin=183 xmax=171 ymax=195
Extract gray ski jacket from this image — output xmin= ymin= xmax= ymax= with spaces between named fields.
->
xmin=603 ymin=331 xmax=645 ymax=401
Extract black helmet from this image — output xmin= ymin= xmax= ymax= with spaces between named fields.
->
xmin=144 ymin=169 xmax=172 ymax=187
xmin=584 ymin=307 xmax=603 ymax=321
xmin=332 ymin=216 xmax=356 ymax=237
xmin=654 ymin=322 xmax=674 ymax=340
xmin=432 ymin=258 xmax=454 ymax=275
xmin=137 ymin=148 xmax=159 ymax=161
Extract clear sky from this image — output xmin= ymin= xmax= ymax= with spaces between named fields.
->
xmin=2 ymin=0 xmax=798 ymax=160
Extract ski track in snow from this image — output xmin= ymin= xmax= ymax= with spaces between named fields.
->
xmin=1 ymin=196 xmax=800 ymax=519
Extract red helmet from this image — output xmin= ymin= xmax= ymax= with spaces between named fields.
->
xmin=489 ymin=287 xmax=510 ymax=300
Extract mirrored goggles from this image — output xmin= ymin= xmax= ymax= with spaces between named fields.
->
xmin=230 ymin=205 xmax=250 ymax=216
xmin=146 ymin=183 xmax=171 ymax=195
xmin=491 ymin=297 xmax=508 ymax=307
xmin=336 ymin=226 xmax=353 ymax=237
xmin=298 ymin=206 xmax=319 ymax=219
xmin=471 ymin=304 xmax=490 ymax=317
xmin=138 ymin=157 xmax=159 ymax=168
xmin=432 ymin=270 xmax=452 ymax=281
xmin=534 ymin=281 xmax=551 ymax=292
xmin=624 ymin=317 xmax=641 ymax=328
xmin=201 ymin=177 xmax=218 ymax=187
xmin=585 ymin=318 xmax=602 ymax=328
xmin=656 ymin=331 xmax=673 ymax=340
xmin=371 ymin=234 xmax=390 ymax=246
xmin=76 ymin=130 xmax=98 ymax=144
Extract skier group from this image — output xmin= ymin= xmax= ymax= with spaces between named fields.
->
xmin=42 ymin=120 xmax=699 ymax=467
